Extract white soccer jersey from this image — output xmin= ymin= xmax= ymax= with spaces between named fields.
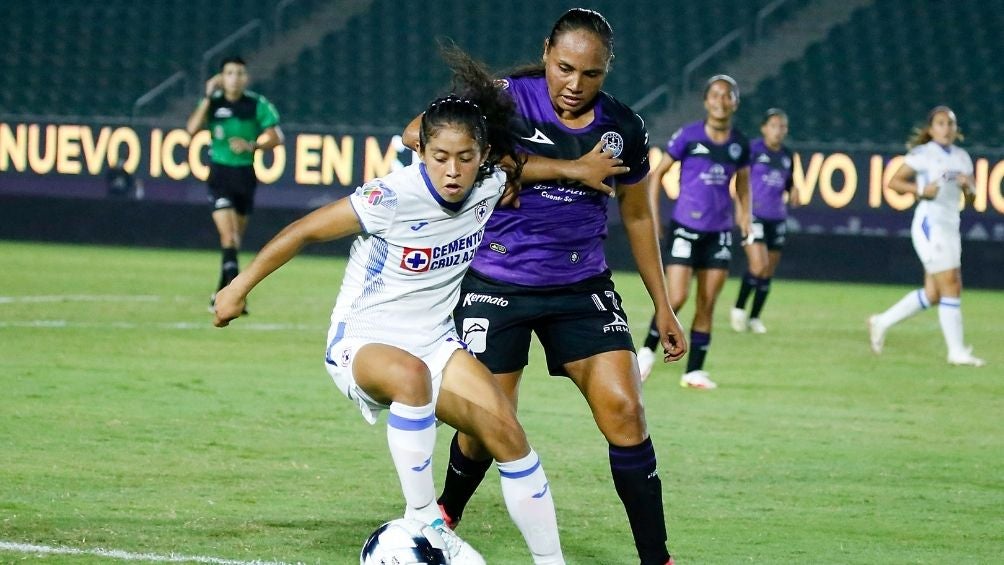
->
xmin=904 ymin=141 xmax=974 ymax=226
xmin=328 ymin=163 xmax=505 ymax=360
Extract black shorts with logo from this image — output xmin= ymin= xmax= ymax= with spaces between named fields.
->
xmin=455 ymin=270 xmax=635 ymax=377
xmin=208 ymin=162 xmax=258 ymax=215
xmin=662 ymin=220 xmax=733 ymax=270
xmin=751 ymin=217 xmax=787 ymax=251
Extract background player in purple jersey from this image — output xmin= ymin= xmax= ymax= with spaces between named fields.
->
xmin=638 ymin=75 xmax=752 ymax=390
xmin=406 ymin=9 xmax=685 ymax=565
xmin=730 ymin=108 xmax=799 ymax=334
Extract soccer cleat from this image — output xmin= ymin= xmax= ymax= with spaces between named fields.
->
xmin=947 ymin=347 xmax=986 ymax=367
xmin=730 ymin=307 xmax=749 ymax=332
xmin=430 ymin=518 xmax=485 ymax=564
xmin=868 ymin=315 xmax=885 ymax=354
xmin=637 ymin=346 xmax=656 ymax=382
xmin=438 ymin=503 xmax=459 ymax=530
xmin=666 ymin=558 xmax=675 ymax=565
xmin=748 ymin=318 xmax=767 ymax=334
xmin=680 ymin=370 xmax=717 ymax=390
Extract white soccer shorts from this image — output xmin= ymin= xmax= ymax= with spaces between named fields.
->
xmin=911 ymin=215 xmax=961 ymax=274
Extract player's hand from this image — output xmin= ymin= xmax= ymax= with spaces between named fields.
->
xmin=656 ymin=308 xmax=687 ymax=363
xmin=918 ymin=180 xmax=939 ymax=200
xmin=788 ymin=187 xmax=802 ymax=209
xmin=229 ymin=137 xmax=255 ymax=154
xmin=737 ymin=215 xmax=754 ymax=245
xmin=500 ymin=180 xmax=522 ymax=208
xmin=213 ymin=285 xmax=246 ymax=327
xmin=205 ymin=74 xmax=223 ymax=97
xmin=567 ymin=140 xmax=630 ymax=196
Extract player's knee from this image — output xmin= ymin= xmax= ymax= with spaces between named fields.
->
xmin=481 ymin=413 xmax=528 ymax=460
xmin=385 ymin=357 xmax=433 ymax=404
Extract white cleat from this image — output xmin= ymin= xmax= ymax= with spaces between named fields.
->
xmin=868 ymin=315 xmax=885 ymax=354
xmin=431 ymin=518 xmax=486 ymax=565
xmin=680 ymin=370 xmax=717 ymax=390
xmin=637 ymin=347 xmax=655 ymax=382
xmin=948 ymin=347 xmax=986 ymax=367
xmin=748 ymin=318 xmax=767 ymax=334
xmin=730 ymin=307 xmax=749 ymax=332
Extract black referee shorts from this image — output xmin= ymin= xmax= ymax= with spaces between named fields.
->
xmin=207 ymin=163 xmax=258 ymax=215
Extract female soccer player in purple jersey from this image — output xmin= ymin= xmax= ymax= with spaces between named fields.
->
xmin=406 ymin=9 xmax=685 ymax=565
xmin=730 ymin=108 xmax=799 ymax=335
xmin=214 ymin=49 xmax=566 ymax=564
xmin=638 ymin=75 xmax=752 ymax=390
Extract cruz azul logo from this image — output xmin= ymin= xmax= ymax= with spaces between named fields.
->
xmin=400 ymin=228 xmax=486 ymax=273
xmin=401 ymin=247 xmax=432 ymax=272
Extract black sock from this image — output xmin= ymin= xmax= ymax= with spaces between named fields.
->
xmin=643 ymin=317 xmax=660 ymax=350
xmin=437 ymin=432 xmax=492 ymax=523
xmin=685 ymin=330 xmax=711 ymax=373
xmin=734 ymin=271 xmax=757 ymax=309
xmin=610 ymin=437 xmax=670 ymax=565
xmin=750 ymin=277 xmax=772 ymax=319
xmin=218 ymin=247 xmax=239 ymax=291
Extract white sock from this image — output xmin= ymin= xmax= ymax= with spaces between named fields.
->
xmin=387 ymin=401 xmax=439 ymax=524
xmin=497 ymin=449 xmax=564 ymax=564
xmin=877 ymin=288 xmax=930 ymax=329
xmin=938 ymin=297 xmax=965 ymax=355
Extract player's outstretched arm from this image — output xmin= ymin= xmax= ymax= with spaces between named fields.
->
xmin=618 ymin=176 xmax=687 ymax=363
xmin=214 ymin=199 xmax=362 ymax=326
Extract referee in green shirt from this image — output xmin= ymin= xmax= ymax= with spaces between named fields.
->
xmin=186 ymin=56 xmax=283 ymax=314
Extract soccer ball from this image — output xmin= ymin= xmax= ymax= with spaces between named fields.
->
xmin=360 ymin=518 xmax=451 ymax=565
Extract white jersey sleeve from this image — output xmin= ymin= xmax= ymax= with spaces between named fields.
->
xmin=348 ymin=179 xmax=401 ymax=236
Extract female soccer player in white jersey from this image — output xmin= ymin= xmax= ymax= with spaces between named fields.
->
xmin=869 ymin=106 xmax=985 ymax=367
xmin=213 ymin=50 xmax=566 ymax=564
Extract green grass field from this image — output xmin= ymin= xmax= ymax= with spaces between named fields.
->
xmin=1 ymin=241 xmax=1001 ymax=564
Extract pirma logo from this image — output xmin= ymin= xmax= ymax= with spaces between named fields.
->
xmin=461 ymin=317 xmax=490 ymax=353
xmin=401 ymin=247 xmax=432 ymax=272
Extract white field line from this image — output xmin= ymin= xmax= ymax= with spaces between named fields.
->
xmin=0 ymin=295 xmax=163 ymax=304
xmin=0 ymin=320 xmax=319 ymax=331
xmin=0 ymin=540 xmax=304 ymax=565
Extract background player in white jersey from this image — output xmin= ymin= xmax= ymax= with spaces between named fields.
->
xmin=213 ymin=50 xmax=566 ymax=564
xmin=869 ymin=106 xmax=984 ymax=367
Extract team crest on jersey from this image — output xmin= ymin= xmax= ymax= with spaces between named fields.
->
xmin=358 ymin=181 xmax=398 ymax=208
xmin=729 ymin=143 xmax=743 ymax=161
xmin=782 ymin=156 xmax=792 ymax=169
xmin=495 ymin=78 xmax=510 ymax=90
xmin=600 ymin=131 xmax=624 ymax=157
xmin=339 ymin=347 xmax=352 ymax=367
xmin=475 ymin=201 xmax=489 ymax=223
xmin=401 ymin=247 xmax=432 ymax=272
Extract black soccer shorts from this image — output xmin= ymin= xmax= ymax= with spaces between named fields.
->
xmin=662 ymin=220 xmax=733 ymax=270
xmin=207 ymin=162 xmax=258 ymax=215
xmin=454 ymin=271 xmax=635 ymax=376
xmin=751 ymin=217 xmax=787 ymax=251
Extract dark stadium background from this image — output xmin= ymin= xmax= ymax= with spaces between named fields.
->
xmin=2 ymin=0 xmax=1001 ymax=286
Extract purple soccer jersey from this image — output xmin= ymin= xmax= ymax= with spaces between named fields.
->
xmin=749 ymin=138 xmax=794 ymax=221
xmin=667 ymin=121 xmax=750 ymax=232
xmin=469 ymin=75 xmax=651 ymax=286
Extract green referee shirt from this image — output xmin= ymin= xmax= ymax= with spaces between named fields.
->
xmin=203 ymin=90 xmax=280 ymax=167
